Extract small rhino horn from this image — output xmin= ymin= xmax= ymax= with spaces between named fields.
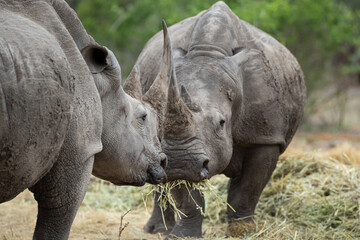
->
xmin=123 ymin=64 xmax=142 ymax=100
xmin=165 ymin=66 xmax=193 ymax=121
xmin=164 ymin=71 xmax=194 ymax=138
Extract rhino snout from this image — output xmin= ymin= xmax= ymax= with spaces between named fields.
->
xmin=164 ymin=155 xmax=210 ymax=182
xmin=146 ymin=153 xmax=167 ymax=184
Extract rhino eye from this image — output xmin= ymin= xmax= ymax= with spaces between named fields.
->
xmin=219 ymin=119 xmax=225 ymax=127
xmin=141 ymin=113 xmax=147 ymax=121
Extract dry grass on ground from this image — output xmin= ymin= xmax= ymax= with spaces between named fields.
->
xmin=1 ymin=133 xmax=359 ymax=239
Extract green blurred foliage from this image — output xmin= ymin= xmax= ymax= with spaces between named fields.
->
xmin=71 ymin=0 xmax=360 ymax=95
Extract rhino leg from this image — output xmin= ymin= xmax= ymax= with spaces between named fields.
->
xmin=30 ymin=155 xmax=94 ymax=240
xmin=226 ymin=145 xmax=279 ymax=237
xmin=166 ymin=184 xmax=204 ymax=239
xmin=144 ymin=192 xmax=175 ymax=234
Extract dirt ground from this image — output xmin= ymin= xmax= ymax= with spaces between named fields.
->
xmin=1 ymin=131 xmax=359 ymax=240
xmin=0 ymin=189 xmax=160 ymax=240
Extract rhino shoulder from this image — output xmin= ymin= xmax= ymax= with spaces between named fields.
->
xmin=231 ymin=46 xmax=305 ymax=152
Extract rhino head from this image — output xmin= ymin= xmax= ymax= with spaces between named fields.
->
xmin=118 ymin=21 xmax=177 ymax=184
xmin=155 ymin=25 xmax=249 ymax=182
xmin=81 ymin=45 xmax=167 ymax=186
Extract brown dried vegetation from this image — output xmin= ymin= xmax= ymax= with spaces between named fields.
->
xmin=1 ymin=133 xmax=359 ymax=239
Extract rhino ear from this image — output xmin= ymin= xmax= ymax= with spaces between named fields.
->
xmin=229 ymin=48 xmax=250 ymax=67
xmin=180 ymin=85 xmax=201 ymax=112
xmin=173 ymin=48 xmax=187 ymax=59
xmin=82 ymin=45 xmax=123 ymax=98
xmin=81 ymin=45 xmax=114 ymax=74
xmin=81 ymin=45 xmax=108 ymax=73
xmin=123 ymin=65 xmax=142 ymax=100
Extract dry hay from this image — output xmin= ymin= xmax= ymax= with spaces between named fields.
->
xmin=152 ymin=141 xmax=360 ymax=239
xmin=250 ymin=146 xmax=360 ymax=240
xmin=145 ymin=178 xmax=235 ymax=230
xmin=326 ymin=142 xmax=360 ymax=166
xmin=142 ymin=141 xmax=360 ymax=239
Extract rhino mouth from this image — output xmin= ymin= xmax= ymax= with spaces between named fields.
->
xmin=142 ymin=151 xmax=168 ymax=184
xmin=106 ymin=177 xmax=146 ymax=187
xmin=146 ymin=162 xmax=167 ymax=185
xmin=164 ymin=157 xmax=209 ymax=182
xmin=146 ymin=168 xmax=166 ymax=184
xmin=162 ymin=138 xmax=210 ymax=182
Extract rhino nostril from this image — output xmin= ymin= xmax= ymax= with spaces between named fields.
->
xmin=202 ymin=159 xmax=209 ymax=170
xmin=200 ymin=159 xmax=209 ymax=179
xmin=160 ymin=153 xmax=167 ymax=169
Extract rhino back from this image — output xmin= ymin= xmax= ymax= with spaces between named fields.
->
xmin=1 ymin=0 xmax=103 ymax=159
xmin=0 ymin=10 xmax=74 ymax=202
xmin=0 ymin=0 xmax=103 ymax=202
xmin=19 ymin=0 xmax=103 ymax=160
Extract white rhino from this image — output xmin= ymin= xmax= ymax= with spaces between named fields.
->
xmin=0 ymin=0 xmax=166 ymax=239
xmin=134 ymin=2 xmax=306 ymax=238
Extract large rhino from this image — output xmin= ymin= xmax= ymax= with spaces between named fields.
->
xmin=135 ymin=1 xmax=306 ymax=238
xmin=0 ymin=0 xmax=166 ymax=239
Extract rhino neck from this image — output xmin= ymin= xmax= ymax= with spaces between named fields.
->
xmin=187 ymin=44 xmax=227 ymax=59
xmin=51 ymin=0 xmax=95 ymax=50
xmin=188 ymin=2 xmax=236 ymax=57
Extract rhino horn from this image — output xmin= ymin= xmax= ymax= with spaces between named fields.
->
xmin=123 ymin=64 xmax=142 ymax=100
xmin=164 ymin=64 xmax=194 ymax=138
xmin=143 ymin=20 xmax=172 ymax=115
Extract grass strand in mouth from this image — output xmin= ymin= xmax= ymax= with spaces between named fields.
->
xmin=145 ymin=178 xmax=236 ymax=230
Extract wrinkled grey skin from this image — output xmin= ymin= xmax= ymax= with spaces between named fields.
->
xmin=0 ymin=0 xmax=165 ymax=239
xmin=135 ymin=2 xmax=306 ymax=238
